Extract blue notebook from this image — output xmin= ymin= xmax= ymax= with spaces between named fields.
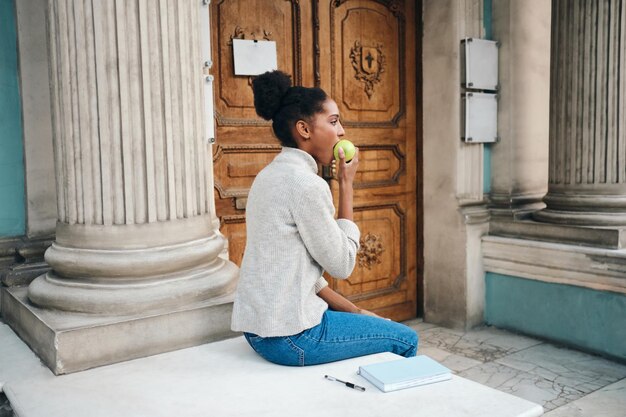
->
xmin=358 ymin=355 xmax=452 ymax=392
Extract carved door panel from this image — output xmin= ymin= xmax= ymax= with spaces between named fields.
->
xmin=211 ymin=0 xmax=420 ymax=321
xmin=318 ymin=0 xmax=418 ymax=321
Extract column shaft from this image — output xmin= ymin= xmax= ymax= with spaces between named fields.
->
xmin=49 ymin=0 xmax=209 ymax=226
xmin=490 ymin=0 xmax=551 ymax=217
xmin=535 ymin=0 xmax=626 ymax=225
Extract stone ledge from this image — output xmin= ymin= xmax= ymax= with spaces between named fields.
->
xmin=489 ymin=219 xmax=626 ymax=249
xmin=0 ymin=236 xmax=53 ymax=287
xmin=482 ymin=235 xmax=626 ymax=294
xmin=1 ymin=287 xmax=237 ymax=375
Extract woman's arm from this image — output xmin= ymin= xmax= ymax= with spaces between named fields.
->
xmin=289 ymin=147 xmax=360 ymax=279
xmin=317 ymin=286 xmax=382 ymax=317
xmin=336 ymin=147 xmax=359 ymax=221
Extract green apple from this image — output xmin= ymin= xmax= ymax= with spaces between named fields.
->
xmin=333 ymin=139 xmax=356 ymax=162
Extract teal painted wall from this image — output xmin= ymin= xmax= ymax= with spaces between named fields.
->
xmin=486 ymin=272 xmax=626 ymax=362
xmin=482 ymin=0 xmax=492 ymax=194
xmin=0 ymin=0 xmax=26 ymax=237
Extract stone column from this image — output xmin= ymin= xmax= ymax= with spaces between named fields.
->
xmin=534 ymin=0 xmax=626 ymax=226
xmin=27 ymin=0 xmax=237 ymax=313
xmin=490 ymin=0 xmax=551 ymax=219
xmin=2 ymin=0 xmax=238 ymax=374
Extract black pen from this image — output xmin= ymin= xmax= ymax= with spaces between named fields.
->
xmin=324 ymin=375 xmax=366 ymax=392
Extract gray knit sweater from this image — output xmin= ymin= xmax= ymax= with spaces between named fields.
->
xmin=231 ymin=147 xmax=361 ymax=337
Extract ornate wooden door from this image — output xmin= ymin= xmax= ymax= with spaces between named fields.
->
xmin=210 ymin=0 xmax=420 ymax=321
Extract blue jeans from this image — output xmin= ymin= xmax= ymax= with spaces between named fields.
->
xmin=243 ymin=309 xmax=418 ymax=366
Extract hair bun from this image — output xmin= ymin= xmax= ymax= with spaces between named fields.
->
xmin=252 ymin=71 xmax=292 ymax=120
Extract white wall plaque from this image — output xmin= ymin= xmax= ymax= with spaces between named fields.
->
xmin=462 ymin=92 xmax=498 ymax=143
xmin=232 ymin=39 xmax=278 ymax=76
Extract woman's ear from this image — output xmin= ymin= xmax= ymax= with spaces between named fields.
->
xmin=295 ymin=120 xmax=310 ymax=139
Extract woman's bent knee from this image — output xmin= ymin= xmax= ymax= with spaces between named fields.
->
xmin=398 ymin=325 xmax=418 ymax=357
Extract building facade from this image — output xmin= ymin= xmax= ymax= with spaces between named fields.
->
xmin=0 ymin=0 xmax=624 ymax=374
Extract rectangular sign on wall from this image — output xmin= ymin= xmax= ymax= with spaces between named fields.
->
xmin=461 ymin=38 xmax=498 ymax=91
xmin=462 ymin=92 xmax=498 ymax=143
xmin=232 ymin=39 xmax=278 ymax=76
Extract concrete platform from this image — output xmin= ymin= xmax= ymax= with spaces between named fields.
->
xmin=1 ymin=323 xmax=543 ymax=417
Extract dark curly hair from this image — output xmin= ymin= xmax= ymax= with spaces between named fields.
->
xmin=252 ymin=71 xmax=328 ymax=148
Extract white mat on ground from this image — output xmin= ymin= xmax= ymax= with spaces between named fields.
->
xmin=4 ymin=335 xmax=543 ymax=417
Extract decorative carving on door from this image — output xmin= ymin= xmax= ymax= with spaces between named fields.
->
xmin=329 ymin=0 xmax=406 ymax=127
xmin=335 ymin=203 xmax=407 ymax=303
xmin=227 ymin=26 xmax=273 ymax=45
xmin=228 ymin=26 xmax=275 ymax=87
xmin=358 ymin=233 xmax=385 ymax=269
xmin=350 ymin=41 xmax=386 ymax=99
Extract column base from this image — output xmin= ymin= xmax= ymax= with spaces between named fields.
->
xmin=534 ymin=192 xmax=626 ymax=226
xmin=1 ymin=286 xmax=238 ymax=375
xmin=28 ymin=255 xmax=238 ymax=315
xmin=533 ymin=208 xmax=626 ymax=226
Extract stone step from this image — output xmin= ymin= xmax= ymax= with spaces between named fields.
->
xmin=1 ymin=322 xmax=543 ymax=417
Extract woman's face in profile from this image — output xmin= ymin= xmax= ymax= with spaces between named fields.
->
xmin=307 ymin=99 xmax=346 ymax=165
